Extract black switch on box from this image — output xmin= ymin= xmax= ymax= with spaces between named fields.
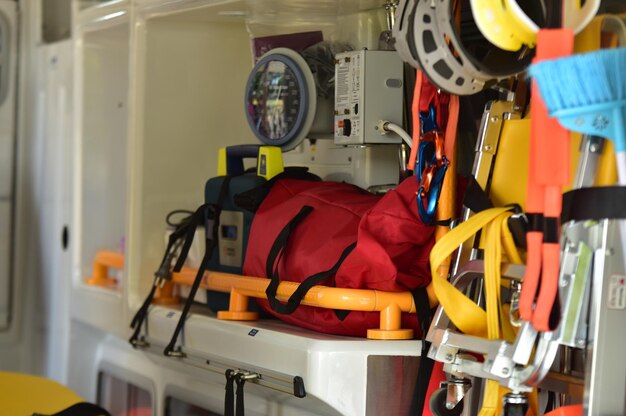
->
xmin=342 ymin=119 xmax=352 ymax=136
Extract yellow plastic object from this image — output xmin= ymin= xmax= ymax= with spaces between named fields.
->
xmin=256 ymin=146 xmax=284 ymax=180
xmin=0 ymin=371 xmax=83 ymax=414
xmin=487 ymin=118 xmax=583 ymax=212
xmin=487 ymin=16 xmax=623 ymax=209
xmin=217 ymin=146 xmax=284 ymax=179
xmin=489 ymin=119 xmax=530 ymax=209
xmin=217 ymin=147 xmax=227 ymax=176
xmin=85 ymin=250 xmax=123 ymax=287
xmin=171 ymin=268 xmax=439 ymax=340
xmin=471 ymin=0 xmax=600 ymax=51
xmin=470 ymin=0 xmax=536 ymax=51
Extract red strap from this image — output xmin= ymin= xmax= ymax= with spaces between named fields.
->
xmin=419 ymin=78 xmax=438 ymax=112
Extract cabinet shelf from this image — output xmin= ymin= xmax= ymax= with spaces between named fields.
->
xmin=141 ymin=305 xmax=421 ymax=416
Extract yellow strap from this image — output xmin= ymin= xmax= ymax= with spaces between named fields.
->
xmin=479 ymin=380 xmax=502 ymax=416
xmin=433 ymin=209 xmax=536 ymax=415
xmin=430 ymin=206 xmax=514 ymax=337
xmin=485 ymin=212 xmax=509 ymax=340
xmin=481 ymin=212 xmax=511 ymax=416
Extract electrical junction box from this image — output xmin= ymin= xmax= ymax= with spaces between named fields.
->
xmin=282 ymin=139 xmax=400 ymax=190
xmin=334 ymin=49 xmax=404 ymax=145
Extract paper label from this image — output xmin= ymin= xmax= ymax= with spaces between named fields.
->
xmin=608 ymin=275 xmax=626 ymax=310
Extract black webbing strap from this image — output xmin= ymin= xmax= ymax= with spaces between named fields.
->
xmin=235 ymin=375 xmax=246 ymax=416
xmin=172 ymin=208 xmax=205 ymax=272
xmin=224 ymin=370 xmax=236 ymax=416
xmin=35 ymin=402 xmax=112 ymax=416
xmin=463 ymin=175 xmax=493 ymax=213
xmin=233 ymin=167 xmax=320 ymax=213
xmin=561 ymin=186 xmax=626 ymax=223
xmin=409 ymin=286 xmax=435 ymax=416
xmin=128 ymin=284 xmax=158 ymax=346
xmin=265 ymin=206 xmax=314 ymax=279
xmin=163 ymin=176 xmax=233 ymax=357
xmin=129 ymin=205 xmax=207 ymax=347
xmin=264 ymin=205 xmax=357 ymax=315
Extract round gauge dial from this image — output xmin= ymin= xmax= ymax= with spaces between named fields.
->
xmin=245 ymin=48 xmax=316 ymax=150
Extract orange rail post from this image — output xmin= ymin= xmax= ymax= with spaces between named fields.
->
xmin=85 ymin=251 xmax=124 ymax=287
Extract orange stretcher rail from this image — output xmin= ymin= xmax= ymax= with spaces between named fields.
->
xmin=87 ymin=251 xmax=437 ymax=340
xmin=171 ymin=268 xmax=438 ymax=340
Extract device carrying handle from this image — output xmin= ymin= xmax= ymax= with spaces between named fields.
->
xmin=225 ymin=144 xmax=261 ymax=176
xmin=264 ymin=205 xmax=357 ymax=316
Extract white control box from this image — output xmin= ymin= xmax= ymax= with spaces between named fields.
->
xmin=334 ymin=50 xmax=404 ymax=145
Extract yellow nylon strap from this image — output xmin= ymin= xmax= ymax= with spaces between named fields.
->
xmin=481 ymin=212 xmax=511 ymax=416
xmin=485 ymin=214 xmax=538 ymax=416
xmin=485 ymin=212 xmax=509 ymax=340
xmin=430 ymin=206 xmax=514 ymax=337
xmin=433 ymin=209 xmax=536 ymax=416
xmin=479 ymin=379 xmax=502 ymax=416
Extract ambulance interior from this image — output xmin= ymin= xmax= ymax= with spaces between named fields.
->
xmin=0 ymin=0 xmax=625 ymax=415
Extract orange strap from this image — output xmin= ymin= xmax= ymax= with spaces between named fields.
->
xmin=521 ymin=29 xmax=574 ymax=330
xmin=435 ymin=95 xmax=460 ymax=278
xmin=408 ymin=71 xmax=424 ymax=171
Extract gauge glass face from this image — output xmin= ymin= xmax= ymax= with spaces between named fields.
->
xmin=247 ymin=59 xmax=302 ymax=142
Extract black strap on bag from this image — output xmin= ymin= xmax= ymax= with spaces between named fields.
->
xmin=129 ymin=204 xmax=208 ymax=347
xmin=409 ymin=286 xmax=435 ymax=416
xmin=163 ymin=176 xmax=233 ymax=357
xmin=264 ymin=206 xmax=357 ymax=316
xmin=233 ymin=168 xmax=321 ymax=213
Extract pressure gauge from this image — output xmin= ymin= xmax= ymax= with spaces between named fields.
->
xmin=245 ymin=48 xmax=317 ymax=151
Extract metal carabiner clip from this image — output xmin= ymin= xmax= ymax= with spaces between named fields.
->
xmin=416 ymin=129 xmax=449 ymax=224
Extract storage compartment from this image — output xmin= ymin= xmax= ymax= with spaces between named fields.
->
xmin=143 ymin=306 xmax=420 ymax=416
xmin=77 ymin=16 xmax=129 ymax=290
xmin=127 ymin=0 xmax=395 ymax=308
xmin=165 ymin=397 xmax=220 ymax=416
xmin=124 ymin=4 xmax=416 ymax=414
xmin=71 ymin=8 xmax=130 ymax=336
xmin=97 ymin=371 xmax=153 ymax=414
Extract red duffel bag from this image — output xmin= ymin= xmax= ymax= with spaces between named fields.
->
xmin=242 ymin=177 xmax=436 ymax=337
